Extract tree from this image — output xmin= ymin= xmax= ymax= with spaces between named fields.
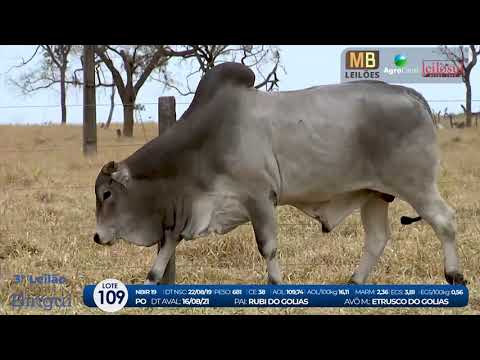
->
xmin=96 ymin=45 xmax=282 ymax=137
xmin=94 ymin=46 xmax=197 ymax=137
xmin=156 ymin=45 xmax=282 ymax=96
xmin=83 ymin=45 xmax=97 ymax=156
xmin=10 ymin=45 xmax=73 ymax=124
xmin=440 ymin=45 xmax=480 ymax=127
xmin=10 ymin=45 xmax=116 ymax=126
xmin=70 ymin=51 xmax=116 ymax=128
xmin=105 ymin=86 xmax=116 ymax=128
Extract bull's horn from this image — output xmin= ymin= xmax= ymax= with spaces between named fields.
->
xmin=111 ymin=163 xmax=130 ymax=188
xmin=101 ymin=161 xmax=118 ymax=175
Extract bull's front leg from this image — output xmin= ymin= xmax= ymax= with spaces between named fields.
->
xmin=247 ymin=196 xmax=281 ymax=285
xmin=145 ymin=231 xmax=178 ymax=285
xmin=158 ymin=249 xmax=176 ymax=284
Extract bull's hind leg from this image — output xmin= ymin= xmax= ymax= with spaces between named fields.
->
xmin=349 ymin=196 xmax=390 ymax=284
xmin=403 ymin=187 xmax=465 ymax=285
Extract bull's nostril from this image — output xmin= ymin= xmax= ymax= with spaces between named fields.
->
xmin=94 ymin=233 xmax=100 ymax=244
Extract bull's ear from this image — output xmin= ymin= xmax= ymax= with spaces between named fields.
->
xmin=101 ymin=161 xmax=118 ymax=175
xmin=111 ymin=163 xmax=130 ymax=188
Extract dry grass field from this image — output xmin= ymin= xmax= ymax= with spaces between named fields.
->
xmin=0 ymin=123 xmax=478 ymax=315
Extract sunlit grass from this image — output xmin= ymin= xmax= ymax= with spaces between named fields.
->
xmin=0 ymin=124 xmax=478 ymax=314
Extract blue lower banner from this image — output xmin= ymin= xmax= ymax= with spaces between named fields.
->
xmin=83 ymin=281 xmax=469 ymax=310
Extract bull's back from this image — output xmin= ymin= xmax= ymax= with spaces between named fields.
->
xmin=244 ymin=81 xmax=437 ymax=203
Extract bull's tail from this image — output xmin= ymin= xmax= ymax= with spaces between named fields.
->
xmin=377 ymin=192 xmax=423 ymax=226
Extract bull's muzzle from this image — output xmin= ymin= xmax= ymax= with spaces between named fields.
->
xmin=93 ymin=232 xmax=114 ymax=246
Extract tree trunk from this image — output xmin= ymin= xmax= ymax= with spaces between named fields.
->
xmin=465 ymin=77 xmax=472 ymax=128
xmin=121 ymin=87 xmax=136 ymax=137
xmin=83 ymin=45 xmax=97 ymax=156
xmin=123 ymin=102 xmax=135 ymax=137
xmin=60 ymin=68 xmax=67 ymax=125
xmin=106 ymin=86 xmax=115 ymax=128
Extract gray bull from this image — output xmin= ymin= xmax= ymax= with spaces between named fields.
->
xmin=93 ymin=64 xmax=466 ymax=285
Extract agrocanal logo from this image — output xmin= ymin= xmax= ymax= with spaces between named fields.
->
xmin=394 ymin=54 xmax=408 ymax=68
xmin=384 ymin=53 xmax=419 ymax=76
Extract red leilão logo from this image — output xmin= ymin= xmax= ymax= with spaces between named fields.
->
xmin=422 ymin=60 xmax=464 ymax=78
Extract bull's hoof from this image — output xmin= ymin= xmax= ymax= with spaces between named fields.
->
xmin=445 ymin=271 xmax=467 ymax=286
xmin=347 ymin=277 xmax=360 ymax=285
xmin=145 ymin=271 xmax=160 ymax=285
xmin=267 ymin=275 xmax=281 ymax=285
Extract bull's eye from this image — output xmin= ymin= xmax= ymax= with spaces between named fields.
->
xmin=103 ymin=191 xmax=112 ymax=201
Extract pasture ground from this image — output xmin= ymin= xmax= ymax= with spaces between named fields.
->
xmin=0 ymin=123 xmax=479 ymax=315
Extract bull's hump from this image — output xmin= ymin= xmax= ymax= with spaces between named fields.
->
xmin=180 ymin=63 xmax=255 ymax=121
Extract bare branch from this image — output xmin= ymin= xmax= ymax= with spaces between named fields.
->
xmin=190 ymin=45 xmax=208 ymax=73
xmin=70 ymin=65 xmax=114 ymax=88
xmin=42 ymin=45 xmax=62 ymax=68
xmin=105 ymin=45 xmax=125 ymax=59
xmin=163 ymin=47 xmax=196 ymax=58
xmin=438 ymin=45 xmax=468 ymax=81
xmin=10 ymin=76 xmax=57 ymax=94
xmin=241 ymin=48 xmax=248 ymax=65
xmin=133 ymin=49 xmax=168 ymax=94
xmin=132 ymin=45 xmax=140 ymax=64
xmin=467 ymin=45 xmax=478 ymax=73
xmin=6 ymin=45 xmax=41 ymax=74
xmin=254 ymin=56 xmax=280 ymax=90
xmin=151 ymin=45 xmax=282 ymax=97
xmin=95 ymin=46 xmax=126 ymax=97
xmin=162 ymin=80 xmax=195 ymax=96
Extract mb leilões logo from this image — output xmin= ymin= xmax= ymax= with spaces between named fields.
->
xmin=344 ymin=50 xmax=380 ymax=80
